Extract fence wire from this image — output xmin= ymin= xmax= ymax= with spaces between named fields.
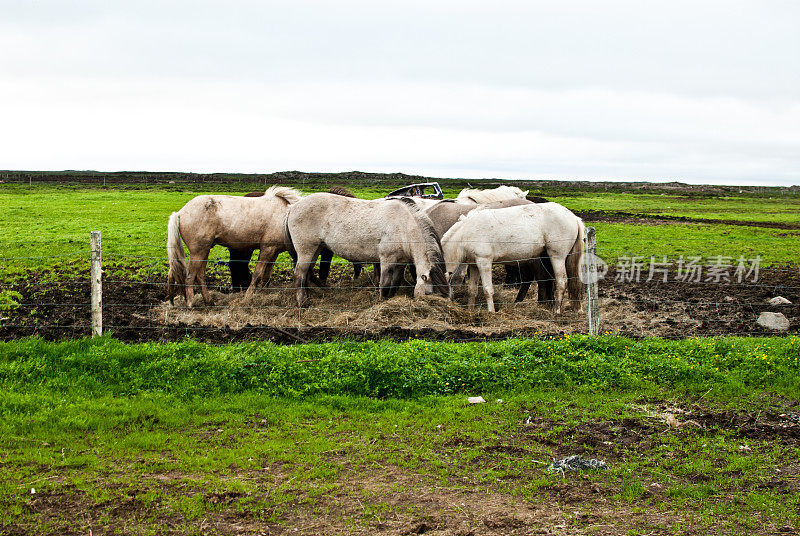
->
xmin=0 ymin=237 xmax=797 ymax=342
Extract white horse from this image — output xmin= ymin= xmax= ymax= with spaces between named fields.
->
xmin=441 ymin=203 xmax=585 ymax=313
xmin=167 ymin=186 xmax=302 ymax=307
xmin=284 ymin=193 xmax=449 ymax=307
xmin=456 ymin=185 xmax=528 ymax=204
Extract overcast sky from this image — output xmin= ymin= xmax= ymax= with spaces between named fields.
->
xmin=1 ymin=1 xmax=798 ymax=185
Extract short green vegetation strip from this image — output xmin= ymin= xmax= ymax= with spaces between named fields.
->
xmin=2 ymin=335 xmax=798 ymax=399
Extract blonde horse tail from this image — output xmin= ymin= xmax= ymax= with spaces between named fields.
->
xmin=167 ymin=212 xmax=187 ymax=305
xmin=566 ymin=219 xmax=586 ymax=306
xmin=282 ymin=212 xmax=297 ymax=263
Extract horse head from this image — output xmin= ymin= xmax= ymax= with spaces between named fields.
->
xmin=414 ymin=272 xmax=433 ymax=298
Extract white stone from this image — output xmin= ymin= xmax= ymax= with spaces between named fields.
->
xmin=757 ymin=312 xmax=790 ymax=331
xmin=768 ymin=296 xmax=792 ymax=305
xmin=467 ymin=396 xmax=486 ymax=404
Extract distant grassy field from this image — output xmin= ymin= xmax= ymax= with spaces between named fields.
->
xmin=1 ymin=185 xmax=797 ymax=275
xmin=551 ymin=192 xmax=800 ymax=224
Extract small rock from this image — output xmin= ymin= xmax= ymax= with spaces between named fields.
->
xmin=723 ymin=295 xmax=736 ymax=302
xmin=467 ymin=396 xmax=486 ymax=404
xmin=768 ymin=296 xmax=792 ymax=305
xmin=757 ymin=312 xmax=790 ymax=331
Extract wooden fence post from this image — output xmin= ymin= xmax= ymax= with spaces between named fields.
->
xmin=584 ymin=226 xmax=600 ymax=335
xmin=90 ymin=231 xmax=102 ymax=337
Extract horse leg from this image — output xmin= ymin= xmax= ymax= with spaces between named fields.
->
xmin=475 ymin=258 xmax=495 ymax=312
xmin=505 ymin=264 xmax=521 ymax=286
xmin=293 ymin=245 xmax=323 ymax=308
xmin=466 ymin=263 xmax=480 ymax=309
xmin=550 ymin=256 xmax=569 ymax=315
xmin=245 ymin=246 xmax=280 ymax=299
xmin=379 ymin=262 xmax=397 ymax=299
xmin=388 ymin=264 xmax=406 ymax=297
xmin=228 ymin=248 xmax=253 ymax=292
xmin=317 ymin=247 xmax=333 ymax=286
xmin=372 ymin=263 xmax=381 ymax=285
xmin=534 ymin=253 xmax=556 ymax=309
xmin=186 ymin=248 xmax=212 ymax=308
xmin=352 ymin=262 xmax=363 ymax=279
xmin=514 ymin=262 xmax=534 ymax=303
xmin=294 ymin=257 xmax=312 ymax=308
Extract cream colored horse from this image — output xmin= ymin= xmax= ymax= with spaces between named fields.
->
xmin=442 ymin=203 xmax=585 ymax=314
xmin=455 ymin=185 xmax=528 ymax=204
xmin=284 ymin=193 xmax=449 ymax=307
xmin=167 ymin=186 xmax=302 ymax=307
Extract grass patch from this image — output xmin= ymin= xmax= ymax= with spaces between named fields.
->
xmin=1 ymin=186 xmax=797 ymax=276
xmin=1 ymin=335 xmax=798 ymax=399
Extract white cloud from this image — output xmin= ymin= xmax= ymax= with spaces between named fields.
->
xmin=0 ymin=1 xmax=798 ymax=185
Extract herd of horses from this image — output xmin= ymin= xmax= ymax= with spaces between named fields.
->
xmin=166 ymin=185 xmax=586 ymax=314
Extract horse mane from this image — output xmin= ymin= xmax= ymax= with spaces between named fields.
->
xmin=328 ymin=185 xmax=356 ymax=198
xmin=456 ymin=185 xmax=529 ymax=204
xmin=264 ymin=185 xmax=303 ymax=205
xmin=398 ymin=198 xmax=449 ymax=296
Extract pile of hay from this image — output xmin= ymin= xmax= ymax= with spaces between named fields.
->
xmin=155 ymin=278 xmax=588 ymax=336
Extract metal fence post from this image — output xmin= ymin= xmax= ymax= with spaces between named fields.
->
xmin=584 ymin=226 xmax=600 ymax=335
xmin=90 ymin=231 xmax=103 ymax=337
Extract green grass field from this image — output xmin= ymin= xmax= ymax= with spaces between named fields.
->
xmin=1 ymin=336 xmax=798 ymax=534
xmin=1 ymin=180 xmax=798 ymax=534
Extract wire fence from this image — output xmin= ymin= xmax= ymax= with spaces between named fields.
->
xmin=0 ymin=230 xmax=797 ymax=343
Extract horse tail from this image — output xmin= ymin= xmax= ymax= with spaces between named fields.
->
xmin=282 ymin=212 xmax=297 ymax=263
xmin=166 ymin=212 xmax=186 ymax=304
xmin=566 ymin=219 xmax=586 ymax=304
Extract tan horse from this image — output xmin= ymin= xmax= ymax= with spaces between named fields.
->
xmin=167 ymin=186 xmax=302 ymax=307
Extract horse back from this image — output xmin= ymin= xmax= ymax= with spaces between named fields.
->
xmin=178 ymin=194 xmax=289 ymax=249
xmin=288 ymin=194 xmax=422 ymax=262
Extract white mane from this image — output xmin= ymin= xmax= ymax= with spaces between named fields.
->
xmin=456 ymin=185 xmax=528 ymax=204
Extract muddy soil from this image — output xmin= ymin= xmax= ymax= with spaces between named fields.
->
xmin=574 ymin=209 xmax=800 ymax=230
xmin=1 ymin=261 xmax=797 ymax=342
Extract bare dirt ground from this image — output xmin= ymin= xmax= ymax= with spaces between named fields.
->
xmin=1 ymin=261 xmax=797 ymax=342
